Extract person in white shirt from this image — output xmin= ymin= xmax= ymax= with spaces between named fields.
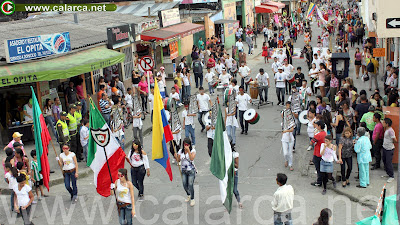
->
xmin=271 ymin=57 xmax=282 ymax=75
xmin=255 ymin=68 xmax=270 ymax=103
xmin=132 ymin=109 xmax=143 ymax=146
xmin=169 ymin=87 xmax=181 ymax=105
xmin=204 ymin=68 xmax=216 ymax=95
xmin=225 ymin=54 xmax=233 ymax=72
xmin=229 ymin=79 xmax=240 ymax=96
xmin=236 ymin=38 xmax=244 ymax=52
xmin=299 ymin=80 xmax=312 ymax=108
xmin=219 ymin=68 xmax=232 ymax=88
xmin=215 ymin=59 xmax=225 ymax=76
xmin=126 ymin=140 xmax=150 ymax=201
xmin=80 ymin=119 xmax=90 ymax=162
xmin=205 ymin=118 xmax=215 ymax=157
xmin=183 ymin=102 xmax=196 ymax=146
xmin=275 ymin=67 xmax=287 ymax=106
xmin=238 ymin=62 xmax=251 ymax=92
xmin=225 ymin=102 xmax=239 ymax=145
xmin=157 ymin=66 xmax=168 ymax=95
xmin=312 ymin=54 xmax=323 ymax=69
xmin=282 ymin=59 xmax=294 ymax=95
xmin=125 ymin=88 xmax=134 ymax=113
xmin=182 ymin=71 xmax=191 ymax=101
xmin=320 ymin=136 xmax=338 ymax=194
xmin=157 ymin=75 xmax=166 ymax=99
xmin=236 ymin=86 xmax=252 ymax=135
xmin=197 ymin=87 xmax=212 ymax=132
xmin=13 ymin=174 xmax=34 ymax=225
xmin=57 ymin=143 xmax=79 ymax=203
xmin=262 ymin=26 xmax=270 ymax=42
xmin=170 ymin=125 xmax=181 ymax=164
xmin=277 ymin=50 xmax=287 ymax=63
xmin=148 ymin=87 xmax=154 ymax=123
xmin=271 ymin=173 xmax=294 ymax=225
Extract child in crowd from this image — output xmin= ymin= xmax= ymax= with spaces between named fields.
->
xmin=30 ymin=150 xmax=46 ymax=202
xmin=4 ymin=162 xmax=18 ymax=211
xmin=80 ymin=119 xmax=90 ymax=162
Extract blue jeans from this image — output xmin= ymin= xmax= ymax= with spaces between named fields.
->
xmin=82 ymin=145 xmax=88 ymax=161
xmin=198 ymin=111 xmax=207 ymax=130
xmin=208 ymin=83 xmax=215 ymax=94
xmin=226 ymin=125 xmax=236 ymax=144
xmin=182 ymin=169 xmax=196 ymax=200
xmin=234 ymin=171 xmax=240 ymax=202
xmin=116 ymin=135 xmax=125 ymax=151
xmin=183 ymin=85 xmax=191 ymax=101
xmin=259 ymin=86 xmax=269 ymax=102
xmin=276 ymin=88 xmax=285 ymax=103
xmin=81 ymin=98 xmax=87 ymax=118
xmin=185 ymin=125 xmax=195 ymax=145
xmin=274 ymin=212 xmax=293 ymax=225
xmin=45 ymin=116 xmax=57 ymax=141
xmin=118 ymin=203 xmax=133 ymax=225
xmin=64 ymin=170 xmax=78 ymax=197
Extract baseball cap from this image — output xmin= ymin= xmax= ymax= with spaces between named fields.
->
xmin=12 ymin=132 xmax=23 ymax=138
xmin=160 ymin=66 xmax=165 ymax=70
xmin=69 ymin=104 xmax=77 ymax=109
xmin=278 ymin=67 xmax=283 ymax=70
xmin=75 ymin=101 xmax=82 ymax=106
xmin=60 ymin=111 xmax=68 ymax=117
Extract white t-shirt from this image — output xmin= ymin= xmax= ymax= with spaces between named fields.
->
xmin=158 ymin=80 xmax=165 ymax=91
xmin=256 ymin=73 xmax=270 ymax=86
xmin=225 ymin=58 xmax=233 ymax=69
xmin=178 ymin=148 xmax=196 ymax=171
xmin=173 ymin=129 xmax=181 ymax=141
xmin=272 ymin=62 xmax=282 ymax=73
xmin=132 ymin=116 xmax=143 ymax=129
xmin=225 ymin=108 xmax=239 ymax=128
xmin=80 ymin=125 xmax=89 ymax=147
xmin=219 ymin=73 xmax=232 ymax=85
xmin=282 ymin=64 xmax=294 ymax=75
xmin=236 ymin=41 xmax=244 ymax=51
xmin=197 ymin=94 xmax=210 ymax=112
xmin=182 ymin=110 xmax=195 ymax=127
xmin=229 ymin=85 xmax=240 ymax=95
xmin=215 ymin=64 xmax=225 ymax=75
xmin=312 ymin=58 xmax=322 ymax=68
xmin=124 ymin=94 xmax=133 ymax=107
xmin=60 ymin=152 xmax=76 ymax=171
xmin=307 ymin=117 xmax=316 ymax=138
xmin=236 ymin=94 xmax=251 ymax=111
xmin=277 ymin=54 xmax=286 ymax=63
xmin=275 ymin=72 xmax=287 ymax=88
xmin=238 ymin=66 xmax=250 ymax=78
xmin=182 ymin=74 xmax=190 ymax=86
xmin=13 ymin=184 xmax=32 ymax=207
xmin=205 ymin=72 xmax=215 ymax=83
xmin=169 ymin=92 xmax=180 ymax=102
xmin=299 ymin=86 xmax=312 ymax=96
xmin=309 ymin=68 xmax=319 ymax=78
xmin=23 ymin=104 xmax=33 ymax=121
xmin=5 ymin=172 xmax=17 ymax=189
xmin=206 ymin=121 xmax=215 ymax=139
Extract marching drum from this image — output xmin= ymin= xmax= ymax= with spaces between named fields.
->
xmin=244 ymin=76 xmax=253 ymax=85
xmin=224 ymin=88 xmax=234 ymax=104
xmin=202 ymin=112 xmax=212 ymax=125
xmin=216 ymin=85 xmax=225 ymax=92
xmin=250 ymin=86 xmax=259 ymax=99
xmin=211 ymin=79 xmax=219 ymax=88
xmin=299 ymin=110 xmax=309 ymax=124
xmin=287 ymin=73 xmax=296 ymax=84
xmin=243 ymin=109 xmax=260 ymax=124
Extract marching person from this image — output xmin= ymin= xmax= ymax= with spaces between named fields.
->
xmin=281 ymin=101 xmax=295 ymax=171
xmin=232 ymin=144 xmax=243 ymax=208
xmin=57 ymin=143 xmax=79 ymax=203
xmin=225 ymin=101 xmax=239 ymax=146
xmin=183 ymin=101 xmax=196 ymax=147
xmin=197 ymin=87 xmax=212 ymax=133
xmin=205 ymin=114 xmax=215 ymax=157
xmin=236 ymin=86 xmax=252 ymax=135
xmin=66 ymin=104 xmax=78 ymax=157
xmin=271 ymin=57 xmax=282 ymax=75
xmin=132 ymin=109 xmax=143 ymax=147
xmin=111 ymin=168 xmax=136 ymax=225
xmin=271 ymin=173 xmax=294 ymax=225
xmin=275 ymin=67 xmax=287 ymax=106
xmin=174 ymin=138 xmax=197 ymax=207
xmin=56 ymin=112 xmax=70 ymax=151
xmin=204 ymin=67 xmax=216 ymax=95
xmin=238 ymin=62 xmax=251 ymax=92
xmin=170 ymin=122 xmax=182 ymax=164
xmin=127 ymin=140 xmax=150 ymax=201
xmin=255 ymin=68 xmax=270 ymax=103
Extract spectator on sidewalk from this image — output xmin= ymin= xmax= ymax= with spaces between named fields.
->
xmin=310 ymin=121 xmax=327 ymax=187
xmin=371 ymin=113 xmax=384 ymax=170
xmin=338 ymin=127 xmax=354 ymax=188
xmin=354 ymin=127 xmax=372 ymax=188
xmin=382 ymin=118 xmax=397 ymax=183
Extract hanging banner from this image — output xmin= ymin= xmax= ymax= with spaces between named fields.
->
xmin=274 ymin=14 xmax=280 ymax=24
xmin=169 ymin=41 xmax=179 ymax=60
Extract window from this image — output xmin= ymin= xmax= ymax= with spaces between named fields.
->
xmin=123 ymin=46 xmax=134 ymax=81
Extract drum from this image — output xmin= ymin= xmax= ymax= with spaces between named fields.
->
xmin=250 ymin=86 xmax=259 ymax=99
xmin=314 ymin=80 xmax=324 ymax=88
xmin=165 ymin=98 xmax=176 ymax=111
xmin=211 ymin=79 xmax=219 ymax=88
xmin=244 ymin=76 xmax=253 ymax=84
xmin=224 ymin=89 xmax=234 ymax=104
xmin=299 ymin=110 xmax=309 ymax=124
xmin=202 ymin=112 xmax=212 ymax=125
xmin=287 ymin=73 xmax=296 ymax=84
xmin=243 ymin=109 xmax=260 ymax=124
xmin=217 ymin=85 xmax=225 ymax=92
xmin=165 ymin=110 xmax=171 ymax=121
xmin=163 ymin=97 xmax=169 ymax=110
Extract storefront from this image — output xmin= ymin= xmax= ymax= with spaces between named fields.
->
xmin=0 ymin=46 xmax=125 ymax=144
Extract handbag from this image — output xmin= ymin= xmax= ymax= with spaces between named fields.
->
xmin=362 ymin=73 xmax=370 ymax=82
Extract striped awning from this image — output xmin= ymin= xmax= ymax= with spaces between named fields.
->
xmin=116 ymin=2 xmax=180 ymax=17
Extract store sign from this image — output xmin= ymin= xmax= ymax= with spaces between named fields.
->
xmin=223 ymin=2 xmax=236 ymax=37
xmin=4 ymin=32 xmax=71 ymax=63
xmin=169 ymin=41 xmax=179 ymax=60
xmin=373 ymin=48 xmax=385 ymax=57
xmin=107 ymin=24 xmax=135 ymax=49
xmin=159 ymin=8 xmax=180 ymax=27
xmin=136 ymin=19 xmax=160 ymax=34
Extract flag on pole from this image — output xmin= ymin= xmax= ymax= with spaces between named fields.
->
xmin=87 ymin=98 xmax=126 ymax=197
xmin=306 ymin=3 xmax=316 ymax=19
xmin=316 ymin=5 xmax=328 ymax=24
xmin=210 ymin=103 xmax=234 ymax=213
xmin=152 ymin=80 xmax=174 ymax=181
xmin=30 ymin=87 xmax=51 ymax=191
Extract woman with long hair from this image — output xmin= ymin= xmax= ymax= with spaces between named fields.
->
xmin=57 ymin=143 xmax=79 ymax=202
xmin=354 ymin=47 xmax=362 ymax=79
xmin=262 ymin=42 xmax=269 ymax=63
xmin=111 ymin=168 xmax=136 ymax=225
xmin=338 ymin=127 xmax=354 ymax=187
xmin=174 ymin=138 xmax=197 ymax=207
xmin=127 ymin=140 xmax=150 ymax=201
xmin=308 ymin=63 xmax=319 ymax=95
xmin=43 ymin=98 xmax=57 ymax=138
xmin=313 ymin=208 xmax=332 ymax=225
xmin=13 ymin=174 xmax=34 ymax=224
xmin=331 ymin=108 xmax=348 ymax=146
xmin=320 ymin=136 xmax=337 ymax=195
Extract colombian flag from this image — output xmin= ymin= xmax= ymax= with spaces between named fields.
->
xmin=306 ymin=3 xmax=316 ymax=19
xmin=152 ymin=80 xmax=174 ymax=181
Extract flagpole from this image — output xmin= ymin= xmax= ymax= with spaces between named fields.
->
xmin=49 ymin=139 xmax=64 ymax=175
xmin=103 ymin=146 xmax=120 ymax=216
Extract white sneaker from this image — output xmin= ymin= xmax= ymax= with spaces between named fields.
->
xmin=387 ymin=177 xmax=395 ymax=183
xmin=190 ymin=199 xmax=195 ymax=207
xmin=307 ymin=146 xmax=312 ymax=151
xmin=32 ymin=200 xmax=37 ymax=204
xmin=171 ymin=159 xmax=176 ymax=164
xmin=185 ymin=196 xmax=191 ymax=202
xmin=381 ymin=175 xmax=389 ymax=178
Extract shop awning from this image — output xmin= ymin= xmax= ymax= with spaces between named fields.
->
xmin=214 ymin=19 xmax=239 ymax=24
xmin=0 ymin=47 xmax=125 ymax=88
xmin=255 ymin=5 xmax=279 ymax=13
xmin=141 ymin=22 xmax=204 ymax=41
xmin=262 ymin=1 xmax=285 ymax=9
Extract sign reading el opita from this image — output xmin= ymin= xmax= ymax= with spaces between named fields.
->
xmin=4 ymin=32 xmax=71 ymax=63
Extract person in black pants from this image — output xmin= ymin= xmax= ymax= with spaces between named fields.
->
xmin=236 ymin=86 xmax=252 ymax=135
xmin=371 ymin=113 xmax=384 ymax=170
xmin=310 ymin=121 xmax=327 ymax=187
xmin=128 ymin=140 xmax=150 ymax=201
xmin=338 ymin=127 xmax=354 ymax=187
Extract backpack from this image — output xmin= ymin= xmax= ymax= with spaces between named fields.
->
xmin=366 ymin=61 xmax=374 ymax=72
xmin=193 ymin=61 xmax=203 ymax=74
